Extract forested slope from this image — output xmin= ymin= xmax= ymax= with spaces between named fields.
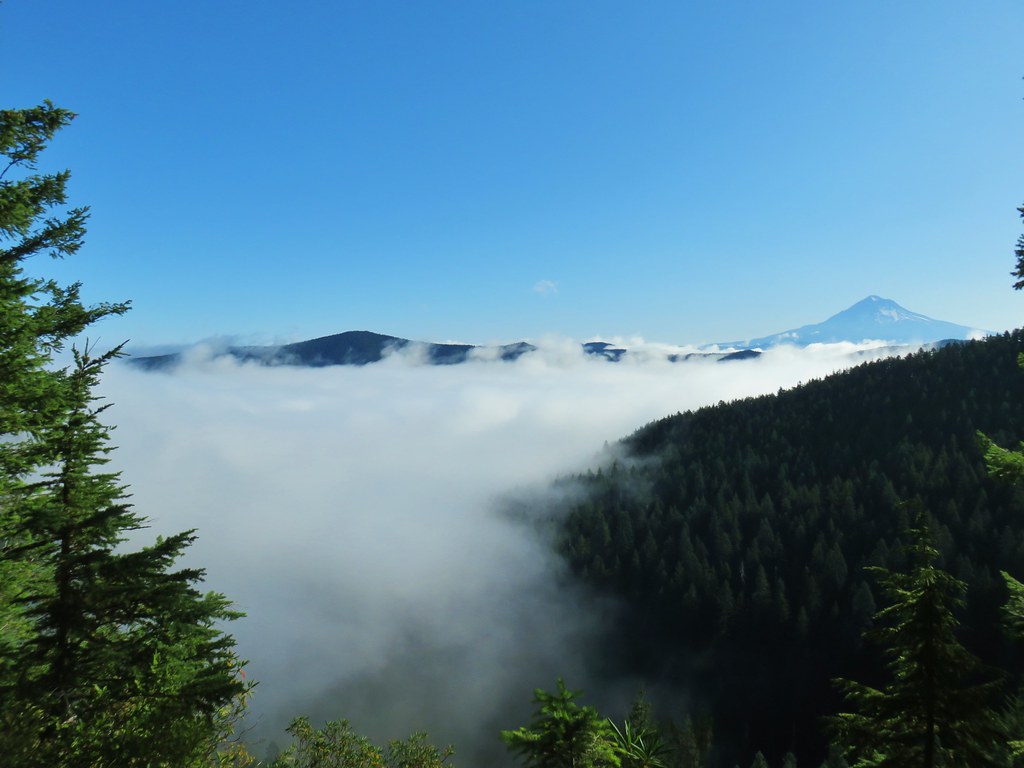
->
xmin=558 ymin=330 xmax=1024 ymax=767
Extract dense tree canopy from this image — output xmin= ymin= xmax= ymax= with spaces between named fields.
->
xmin=557 ymin=329 xmax=1024 ymax=766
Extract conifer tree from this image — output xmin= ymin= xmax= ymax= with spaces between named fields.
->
xmin=832 ymin=511 xmax=1005 ymax=767
xmin=979 ymin=432 xmax=1024 ymax=485
xmin=0 ymin=103 xmax=246 ymax=766
xmin=1012 ymin=203 xmax=1024 ymax=290
xmin=502 ymin=679 xmax=620 ymax=768
xmin=625 ymin=688 xmax=655 ymax=734
xmin=980 ymin=200 xmax=1024 ymax=480
xmin=983 ymin=198 xmax=1024 ymax=760
xmin=998 ymin=571 xmax=1024 ymax=761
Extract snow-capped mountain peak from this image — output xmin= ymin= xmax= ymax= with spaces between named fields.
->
xmin=722 ymin=296 xmax=989 ymax=349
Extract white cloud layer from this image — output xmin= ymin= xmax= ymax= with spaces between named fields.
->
xmin=96 ymin=340 xmax=905 ymax=761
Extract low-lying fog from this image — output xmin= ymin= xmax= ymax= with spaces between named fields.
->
xmin=98 ymin=339 xmax=901 ymax=762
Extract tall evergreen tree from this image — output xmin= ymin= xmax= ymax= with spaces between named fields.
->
xmin=998 ymin=571 xmax=1024 ymax=761
xmin=832 ymin=511 xmax=1005 ymax=767
xmin=0 ymin=103 xmax=246 ymax=765
xmin=0 ymin=102 xmax=124 ymax=455
xmin=664 ymin=715 xmax=710 ymax=768
xmin=1012 ymin=203 xmax=1024 ymax=291
xmin=981 ymin=198 xmax=1024 ymax=761
xmin=982 ymin=200 xmax=1024 ymax=480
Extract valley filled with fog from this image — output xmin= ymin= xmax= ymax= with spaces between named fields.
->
xmin=98 ymin=340 xmax=907 ymax=761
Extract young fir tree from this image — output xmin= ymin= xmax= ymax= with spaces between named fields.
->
xmin=502 ymin=679 xmax=621 ymax=768
xmin=831 ymin=511 xmax=1006 ymax=768
xmin=0 ymin=103 xmax=247 ymax=765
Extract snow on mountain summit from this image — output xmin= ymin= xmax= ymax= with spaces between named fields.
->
xmin=722 ymin=296 xmax=989 ymax=349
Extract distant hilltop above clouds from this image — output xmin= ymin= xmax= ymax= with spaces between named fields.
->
xmin=128 ymin=331 xmax=536 ymax=371
xmin=127 ymin=296 xmax=991 ymax=371
xmin=716 ymin=295 xmax=991 ymax=350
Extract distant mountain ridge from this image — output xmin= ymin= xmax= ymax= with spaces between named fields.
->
xmin=720 ymin=295 xmax=988 ymax=349
xmin=129 ymin=331 xmax=536 ymax=371
xmin=128 ymin=332 xmax=758 ymax=370
xmin=128 ymin=296 xmax=986 ymax=370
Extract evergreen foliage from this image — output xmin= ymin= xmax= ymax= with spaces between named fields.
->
xmin=625 ymin=688 xmax=656 ymax=735
xmin=269 ymin=716 xmax=454 ymax=768
xmin=1012 ymin=203 xmax=1024 ymax=291
xmin=557 ymin=330 xmax=1024 ymax=766
xmin=502 ymin=679 xmax=621 ymax=768
xmin=1001 ymin=572 xmax=1024 ymax=761
xmin=980 ymin=196 xmax=1024 ymax=762
xmin=980 ymin=430 xmax=1024 ymax=484
xmin=832 ymin=511 xmax=1006 ymax=767
xmin=0 ymin=103 xmax=246 ymax=765
xmin=979 ymin=201 xmax=1024 ymax=479
xmin=663 ymin=715 xmax=712 ymax=768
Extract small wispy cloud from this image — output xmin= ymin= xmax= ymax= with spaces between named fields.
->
xmin=533 ymin=279 xmax=558 ymax=297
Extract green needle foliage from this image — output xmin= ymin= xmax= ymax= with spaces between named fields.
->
xmin=832 ymin=511 xmax=1006 ymax=768
xmin=1000 ymin=571 xmax=1024 ymax=761
xmin=0 ymin=103 xmax=247 ymax=766
xmin=502 ymin=679 xmax=621 ymax=768
xmin=979 ymin=430 xmax=1024 ymax=485
xmin=984 ymin=197 xmax=1024 ymax=763
xmin=270 ymin=716 xmax=454 ymax=768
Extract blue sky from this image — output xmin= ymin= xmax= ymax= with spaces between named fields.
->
xmin=3 ymin=1 xmax=1022 ymax=346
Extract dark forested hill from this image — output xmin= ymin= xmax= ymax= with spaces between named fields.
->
xmin=130 ymin=331 xmax=536 ymax=369
xmin=558 ymin=330 xmax=1024 ymax=768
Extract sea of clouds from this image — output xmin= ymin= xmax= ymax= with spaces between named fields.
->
xmin=97 ymin=338 xmax=902 ymax=762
